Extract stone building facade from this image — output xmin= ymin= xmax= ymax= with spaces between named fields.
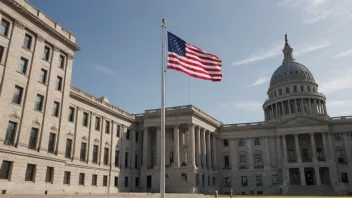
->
xmin=0 ymin=0 xmax=351 ymax=195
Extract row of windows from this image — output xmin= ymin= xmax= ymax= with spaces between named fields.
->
xmin=223 ymin=138 xmax=260 ymax=147
xmin=195 ymin=174 xmax=216 ymax=187
xmin=223 ymin=153 xmax=264 ymax=169
xmin=270 ymin=85 xmax=317 ymax=99
xmin=223 ymin=175 xmax=274 ymax=187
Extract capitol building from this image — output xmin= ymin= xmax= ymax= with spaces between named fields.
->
xmin=0 ymin=0 xmax=351 ymax=196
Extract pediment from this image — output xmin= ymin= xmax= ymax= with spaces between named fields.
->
xmin=277 ymin=115 xmax=328 ymax=128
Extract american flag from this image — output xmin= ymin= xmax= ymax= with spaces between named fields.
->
xmin=167 ymin=32 xmax=222 ymax=82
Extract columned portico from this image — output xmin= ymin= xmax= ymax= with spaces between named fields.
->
xmin=294 ymin=134 xmax=302 ymax=163
xmin=206 ymin=131 xmax=212 ymax=170
xmin=212 ymin=134 xmax=217 ymax=170
xmin=172 ymin=125 xmax=180 ymax=167
xmin=310 ymin=133 xmax=317 ymax=162
xmin=201 ymin=128 xmax=206 ymax=169
xmin=187 ymin=124 xmax=196 ymax=167
xmin=195 ymin=127 xmax=201 ymax=167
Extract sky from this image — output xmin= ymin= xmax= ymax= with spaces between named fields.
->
xmin=29 ymin=0 xmax=352 ymax=124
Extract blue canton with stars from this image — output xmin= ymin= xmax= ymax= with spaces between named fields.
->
xmin=168 ymin=32 xmax=186 ymax=57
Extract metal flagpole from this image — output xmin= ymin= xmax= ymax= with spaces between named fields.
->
xmin=160 ymin=18 xmax=166 ymax=198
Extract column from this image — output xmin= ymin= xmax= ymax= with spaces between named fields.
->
xmin=247 ymin=139 xmax=254 ymax=169
xmin=288 ymin=100 xmax=292 ymax=114
xmin=309 ymin=99 xmax=312 ymax=114
xmin=206 ymin=131 xmax=212 ymax=169
xmin=270 ymin=105 xmax=274 ymax=119
xmin=275 ymin=103 xmax=279 ymax=117
xmin=143 ymin=128 xmax=148 ymax=168
xmin=343 ymin=132 xmax=352 ymax=162
xmin=294 ymin=134 xmax=302 ymax=162
xmin=281 ymin=102 xmax=284 ymax=115
xmin=131 ymin=129 xmax=136 ymax=169
xmin=327 ymin=133 xmax=335 ymax=162
xmin=195 ymin=127 xmax=201 ymax=167
xmin=276 ymin=136 xmax=282 ymax=166
xmin=313 ymin=99 xmax=317 ymax=114
xmin=315 ymin=167 xmax=321 ymax=186
xmin=323 ymin=102 xmax=327 ymax=115
xmin=212 ymin=134 xmax=217 ymax=170
xmin=264 ymin=136 xmax=271 ymax=167
xmin=318 ymin=100 xmax=323 ymax=114
xmin=187 ymin=124 xmax=195 ymax=167
xmin=322 ymin=133 xmax=328 ymax=161
xmin=155 ymin=127 xmax=161 ymax=168
xmin=300 ymin=167 xmax=306 ymax=186
xmin=301 ymin=98 xmax=304 ymax=113
xmin=310 ymin=133 xmax=317 ymax=162
xmin=264 ymin=109 xmax=268 ymax=121
xmin=230 ymin=139 xmax=238 ymax=170
xmin=294 ymin=99 xmax=298 ymax=114
xmin=172 ymin=125 xmax=180 ymax=167
xmin=282 ymin=135 xmax=288 ymax=163
xmin=201 ymin=128 xmax=206 ymax=168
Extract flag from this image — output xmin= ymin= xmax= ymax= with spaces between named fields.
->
xmin=167 ymin=32 xmax=222 ymax=82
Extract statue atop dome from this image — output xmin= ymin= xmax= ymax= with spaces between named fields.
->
xmin=282 ymin=33 xmax=295 ymax=62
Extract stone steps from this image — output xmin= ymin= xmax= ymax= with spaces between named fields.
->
xmin=287 ymin=185 xmax=336 ymax=196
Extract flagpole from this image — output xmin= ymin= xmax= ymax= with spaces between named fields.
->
xmin=160 ymin=18 xmax=166 ymax=198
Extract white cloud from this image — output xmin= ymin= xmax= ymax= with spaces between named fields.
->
xmin=233 ymin=102 xmax=262 ymax=111
xmin=220 ymin=104 xmax=228 ymax=108
xmin=295 ymin=42 xmax=331 ymax=55
xmin=327 ymin=100 xmax=352 ymax=116
xmin=93 ymin=64 xmax=115 ymax=75
xmin=251 ymin=77 xmax=270 ymax=86
xmin=334 ymin=48 xmax=352 ymax=58
xmin=319 ymin=69 xmax=352 ymax=94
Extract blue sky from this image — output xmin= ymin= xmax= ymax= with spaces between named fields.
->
xmin=30 ymin=0 xmax=352 ymax=124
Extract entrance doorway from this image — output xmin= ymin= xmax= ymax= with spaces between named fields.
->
xmin=289 ymin=168 xmax=301 ymax=185
xmin=305 ymin=170 xmax=314 ymax=185
xmin=147 ymin=175 xmax=152 ymax=189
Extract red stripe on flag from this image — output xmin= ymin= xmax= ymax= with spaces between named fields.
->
xmin=167 ymin=66 xmax=221 ymax=82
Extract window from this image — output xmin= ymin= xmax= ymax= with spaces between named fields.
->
xmin=34 ymin=94 xmax=44 ymax=111
xmin=0 ymin=19 xmax=9 ymax=37
xmin=196 ymin=173 xmax=199 ymax=186
xmin=257 ymin=191 xmax=263 ymax=195
xmin=116 ymin=125 xmax=120 ymax=137
xmin=213 ymin=177 xmax=216 ymax=186
xmin=307 ymin=86 xmax=311 ymax=92
xmin=93 ymin=145 xmax=98 ymax=163
xmin=48 ymin=133 xmax=55 ymax=153
xmin=52 ymin=101 xmax=59 ymax=117
xmin=63 ymin=171 xmax=70 ymax=184
xmin=223 ymin=139 xmax=229 ymax=146
xmin=255 ymin=154 xmax=262 ymax=168
xmin=313 ymin=87 xmax=316 ymax=92
xmin=104 ymin=148 xmax=109 ymax=165
xmin=254 ymin=138 xmax=260 ymax=145
xmin=223 ymin=177 xmax=231 ymax=187
xmin=43 ymin=46 xmax=50 ymax=61
xmin=5 ymin=121 xmax=17 ymax=145
xmin=103 ymin=175 xmax=108 ymax=186
xmin=105 ymin=120 xmax=110 ymax=134
xmin=79 ymin=173 xmax=85 ymax=185
xmin=239 ymin=138 xmax=244 ymax=146
xmin=301 ymin=85 xmax=304 ymax=92
xmin=28 ymin=128 xmax=38 ymax=149
xmin=241 ymin=176 xmax=247 ymax=186
xmin=0 ymin=46 xmax=4 ymax=62
xmin=0 ymin=161 xmax=12 ymax=179
xmin=286 ymin=87 xmax=289 ymax=93
xmin=95 ymin=117 xmax=100 ymax=130
xmin=170 ymin=151 xmax=174 ymax=163
xmin=125 ymin=152 xmax=129 ymax=168
xmin=114 ymin=176 xmax=119 ymax=187
xmin=80 ymin=142 xmax=87 ymax=161
xmin=256 ymin=175 xmax=263 ymax=186
xmin=135 ymin=177 xmax=139 ymax=187
xmin=56 ymin=76 xmax=62 ymax=91
xmin=135 ymin=154 xmax=138 ymax=169
xmin=288 ymin=149 xmax=296 ymax=161
xmin=279 ymin=89 xmax=282 ymax=95
xmin=126 ymin=129 xmax=130 ymax=140
xmin=335 ymin=133 xmax=340 ymax=140
xmin=115 ymin=150 xmax=119 ymax=167
xmin=336 ymin=149 xmax=345 ymax=163
xmin=341 ymin=172 xmax=349 ymax=183
xmin=39 ymin=69 xmax=47 ymax=84
xmin=240 ymin=155 xmax=247 ymax=168
xmin=135 ymin=132 xmax=138 ymax=142
xmin=12 ymin=86 xmax=23 ymax=105
xmin=92 ymin=174 xmax=97 ymax=186
xmin=65 ymin=139 xmax=72 ymax=158
xmin=83 ymin=112 xmax=88 ymax=127
xmin=302 ymin=148 xmax=309 ymax=161
xmin=58 ymin=55 xmax=65 ymax=69
xmin=224 ymin=156 xmax=229 ymax=168
xmin=25 ymin=164 xmax=36 ymax=181
xmin=316 ymin=148 xmax=323 ymax=160
xmin=45 ymin=167 xmax=53 ymax=183
xmin=202 ymin=174 xmax=205 ymax=187
xmin=293 ymin=86 xmax=297 ymax=92
xmin=272 ymin=175 xmax=278 ymax=185
xmin=147 ymin=176 xmax=152 ymax=188
xmin=68 ymin=107 xmax=74 ymax=122
xmin=23 ymin=34 xmax=32 ymax=49
xmin=208 ymin=176 xmax=210 ymax=186
xmin=18 ymin=58 xmax=28 ymax=74
xmin=124 ymin=177 xmax=129 ymax=187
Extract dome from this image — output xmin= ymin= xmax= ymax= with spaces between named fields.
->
xmin=270 ymin=61 xmax=315 ymax=87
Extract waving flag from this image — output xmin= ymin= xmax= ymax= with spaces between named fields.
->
xmin=167 ymin=32 xmax=222 ymax=82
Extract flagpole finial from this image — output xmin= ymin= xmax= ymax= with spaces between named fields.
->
xmin=162 ymin=18 xmax=166 ymax=27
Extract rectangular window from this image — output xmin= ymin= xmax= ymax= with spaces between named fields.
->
xmin=213 ymin=177 xmax=216 ymax=186
xmin=135 ymin=132 xmax=138 ymax=142
xmin=241 ymin=176 xmax=248 ymax=186
xmin=18 ymin=58 xmax=28 ymax=74
xmin=12 ymin=86 xmax=23 ymax=104
xmin=116 ymin=125 xmax=120 ymax=137
xmin=0 ymin=46 xmax=4 ymax=62
xmin=63 ymin=171 xmax=70 ymax=184
xmin=170 ymin=151 xmax=174 ymax=163
xmin=83 ymin=112 xmax=88 ymax=127
xmin=34 ymin=94 xmax=44 ymax=111
xmin=223 ymin=177 xmax=231 ymax=187
xmin=124 ymin=177 xmax=128 ymax=187
xmin=5 ymin=121 xmax=17 ymax=145
xmin=302 ymin=149 xmax=309 ymax=161
xmin=293 ymin=86 xmax=297 ymax=92
xmin=23 ymin=34 xmax=32 ymax=49
xmin=125 ymin=152 xmax=129 ymax=168
xmin=223 ymin=139 xmax=229 ymax=146
xmin=56 ymin=76 xmax=62 ymax=91
xmin=126 ymin=129 xmax=130 ymax=140
xmin=301 ymin=86 xmax=304 ymax=92
xmin=114 ymin=176 xmax=119 ymax=187
xmin=104 ymin=148 xmax=109 ymax=165
xmin=224 ymin=155 xmax=230 ymax=168
xmin=341 ymin=172 xmax=349 ymax=183
xmin=58 ymin=55 xmax=65 ymax=69
xmin=135 ymin=154 xmax=138 ymax=169
xmin=103 ymin=175 xmax=108 ymax=186
xmin=80 ymin=142 xmax=86 ymax=161
xmin=286 ymin=87 xmax=289 ymax=94
xmin=25 ymin=164 xmax=36 ymax=181
xmin=256 ymin=175 xmax=263 ymax=186
xmin=254 ymin=137 xmax=260 ymax=145
xmin=335 ymin=133 xmax=340 ymax=140
xmin=307 ymin=86 xmax=311 ymax=92
xmin=43 ymin=46 xmax=50 ymax=61
xmin=255 ymin=154 xmax=262 ymax=168
xmin=45 ymin=167 xmax=53 ymax=183
xmin=336 ymin=149 xmax=345 ymax=163
xmin=92 ymin=174 xmax=97 ymax=186
xmin=240 ymin=155 xmax=247 ymax=168
xmin=0 ymin=19 xmax=9 ymax=37
xmin=0 ymin=161 xmax=12 ymax=179
xmin=28 ymin=128 xmax=38 ymax=149
xmin=115 ymin=150 xmax=119 ymax=167
xmin=39 ymin=69 xmax=47 ymax=84
xmin=93 ymin=145 xmax=98 ymax=163
xmin=95 ymin=117 xmax=100 ymax=130
xmin=135 ymin=177 xmax=139 ymax=187
xmin=52 ymin=101 xmax=59 ymax=117
xmin=316 ymin=148 xmax=323 ymax=160
xmin=105 ymin=120 xmax=110 ymax=134
xmin=288 ymin=150 xmax=296 ymax=161
xmin=79 ymin=173 xmax=85 ymax=185
xmin=279 ymin=89 xmax=282 ymax=95
xmin=68 ymin=107 xmax=74 ymax=122
xmin=272 ymin=175 xmax=278 ymax=185
xmin=239 ymin=138 xmax=244 ymax=146
xmin=48 ymin=133 xmax=55 ymax=153
xmin=65 ymin=139 xmax=72 ymax=158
